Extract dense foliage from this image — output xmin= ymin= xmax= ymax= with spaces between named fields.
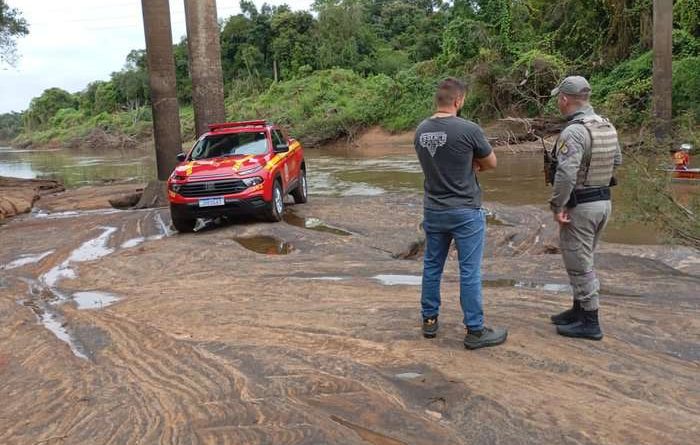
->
xmin=5 ymin=0 xmax=699 ymax=145
xmin=0 ymin=0 xmax=28 ymax=66
xmin=3 ymin=0 xmax=698 ymax=245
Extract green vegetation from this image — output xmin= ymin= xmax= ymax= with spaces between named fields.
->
xmin=1 ymin=0 xmax=698 ymax=244
xmin=7 ymin=0 xmax=698 ymax=148
xmin=0 ymin=0 xmax=28 ymax=66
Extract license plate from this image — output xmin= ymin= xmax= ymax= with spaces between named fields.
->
xmin=198 ymin=197 xmax=225 ymax=207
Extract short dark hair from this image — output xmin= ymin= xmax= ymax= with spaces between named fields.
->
xmin=435 ymin=77 xmax=466 ymax=107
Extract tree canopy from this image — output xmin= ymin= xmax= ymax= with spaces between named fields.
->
xmin=7 ymin=0 xmax=700 ymax=140
xmin=0 ymin=0 xmax=29 ymax=66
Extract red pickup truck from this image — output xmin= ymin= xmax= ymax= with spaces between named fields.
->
xmin=167 ymin=120 xmax=307 ymax=232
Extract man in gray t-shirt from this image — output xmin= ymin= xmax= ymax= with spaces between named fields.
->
xmin=415 ymin=77 xmax=508 ymax=350
xmin=415 ymin=116 xmax=493 ymax=209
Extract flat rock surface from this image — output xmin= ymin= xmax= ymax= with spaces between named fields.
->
xmin=0 ymin=192 xmax=698 ymax=445
xmin=0 ymin=176 xmax=64 ymax=219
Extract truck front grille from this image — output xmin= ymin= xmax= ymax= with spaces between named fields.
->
xmin=179 ymin=180 xmax=248 ymax=197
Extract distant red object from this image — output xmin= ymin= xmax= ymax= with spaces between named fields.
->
xmin=670 ymin=168 xmax=700 ymax=182
xmin=673 ymin=150 xmax=690 ymax=170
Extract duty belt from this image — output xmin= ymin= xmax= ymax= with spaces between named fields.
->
xmin=566 ymin=187 xmax=611 ymax=208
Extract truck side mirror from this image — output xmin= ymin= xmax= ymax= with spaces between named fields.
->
xmin=176 ymin=153 xmax=186 ymax=162
xmin=274 ymin=144 xmax=289 ymax=153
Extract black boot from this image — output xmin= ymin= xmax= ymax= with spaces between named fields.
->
xmin=556 ymin=309 xmax=603 ymax=340
xmin=422 ymin=316 xmax=439 ymax=338
xmin=550 ymin=300 xmax=582 ymax=325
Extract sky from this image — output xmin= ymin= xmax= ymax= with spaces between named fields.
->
xmin=0 ymin=0 xmax=313 ymax=113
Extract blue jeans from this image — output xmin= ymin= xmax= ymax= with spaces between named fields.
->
xmin=421 ymin=207 xmax=485 ymax=331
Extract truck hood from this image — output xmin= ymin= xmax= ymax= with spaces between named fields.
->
xmin=174 ymin=154 xmax=269 ymax=179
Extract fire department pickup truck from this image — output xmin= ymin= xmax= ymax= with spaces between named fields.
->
xmin=167 ymin=120 xmax=307 ymax=232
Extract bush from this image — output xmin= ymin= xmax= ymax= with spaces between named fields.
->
xmin=49 ymin=108 xmax=84 ymax=128
xmin=381 ymin=64 xmax=442 ymax=131
xmin=507 ymin=49 xmax=568 ymax=116
xmin=592 ymin=51 xmax=653 ymax=127
xmin=225 ymin=69 xmax=395 ymax=144
xmin=672 ymin=56 xmax=700 ymax=117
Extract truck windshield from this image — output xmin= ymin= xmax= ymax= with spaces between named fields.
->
xmin=190 ymin=132 xmax=269 ymax=160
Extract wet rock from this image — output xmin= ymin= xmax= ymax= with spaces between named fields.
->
xmin=133 ymin=180 xmax=168 ymax=209
xmin=425 ymin=409 xmax=443 ymax=420
xmin=108 ymin=191 xmax=143 ymax=210
xmin=0 ymin=176 xmax=64 ymax=220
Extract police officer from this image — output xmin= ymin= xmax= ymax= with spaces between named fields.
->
xmin=548 ymin=76 xmax=622 ymax=340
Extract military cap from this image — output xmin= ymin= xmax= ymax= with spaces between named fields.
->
xmin=551 ymin=76 xmax=592 ymax=96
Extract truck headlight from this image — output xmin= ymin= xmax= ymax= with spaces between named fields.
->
xmin=242 ymin=177 xmax=263 ymax=187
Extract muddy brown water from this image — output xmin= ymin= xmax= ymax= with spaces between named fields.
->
xmin=1 ymin=144 xmax=696 ymax=245
xmin=235 ymin=235 xmax=294 ymax=255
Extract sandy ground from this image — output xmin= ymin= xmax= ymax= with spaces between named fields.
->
xmin=0 ymin=185 xmax=698 ymax=445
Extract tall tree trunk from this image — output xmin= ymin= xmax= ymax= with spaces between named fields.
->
xmin=184 ymin=0 xmax=225 ymax=138
xmin=652 ymin=0 xmax=673 ymax=142
xmin=141 ymin=0 xmax=182 ymax=181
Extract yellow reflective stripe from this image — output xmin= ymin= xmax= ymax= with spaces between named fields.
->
xmin=232 ymin=155 xmax=254 ymax=171
xmin=264 ymin=142 xmax=300 ymax=171
xmin=185 ymin=162 xmax=194 ymax=176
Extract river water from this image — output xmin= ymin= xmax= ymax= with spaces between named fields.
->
xmin=0 ymin=144 xmax=690 ymax=245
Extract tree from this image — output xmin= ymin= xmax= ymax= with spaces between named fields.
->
xmin=0 ymin=0 xmax=28 ymax=66
xmin=0 ymin=111 xmax=23 ymax=141
xmin=314 ymin=0 xmax=378 ymax=72
xmin=24 ymin=88 xmax=78 ymax=131
xmin=111 ymin=51 xmax=150 ymax=111
xmin=270 ymin=10 xmax=317 ymax=78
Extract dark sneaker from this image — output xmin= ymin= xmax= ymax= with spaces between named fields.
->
xmin=463 ymin=326 xmax=508 ymax=350
xmin=551 ymin=300 xmax=582 ymax=325
xmin=422 ymin=316 xmax=439 ymax=338
xmin=557 ymin=310 xmax=603 ymax=340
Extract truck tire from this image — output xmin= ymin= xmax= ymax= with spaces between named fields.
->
xmin=291 ymin=168 xmax=308 ymax=204
xmin=170 ymin=205 xmax=196 ymax=233
xmin=265 ymin=179 xmax=284 ymax=222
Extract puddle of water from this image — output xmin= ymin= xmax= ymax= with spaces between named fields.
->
xmin=32 ymin=209 xmax=122 ymax=220
xmin=283 ymin=210 xmax=352 ymax=236
xmin=121 ymin=237 xmax=145 ymax=248
xmin=0 ymin=250 xmax=54 ymax=270
xmin=482 ymin=279 xmax=571 ymax=293
xmin=39 ymin=311 xmax=88 ymax=360
xmin=73 ymin=291 xmax=120 ymax=310
xmin=330 ymin=415 xmax=408 ymax=445
xmin=235 ymin=236 xmax=293 ymax=255
xmin=309 ymin=276 xmax=346 ymax=281
xmin=373 ymin=274 xmax=422 ymax=286
xmin=395 ymin=372 xmax=423 ymax=380
xmin=154 ymin=212 xmax=175 ymax=237
xmin=41 ymin=226 xmax=117 ymax=289
xmin=67 ymin=227 xmax=117 ymax=262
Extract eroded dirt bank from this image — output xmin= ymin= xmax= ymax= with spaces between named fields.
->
xmin=0 ymin=186 xmax=698 ymax=445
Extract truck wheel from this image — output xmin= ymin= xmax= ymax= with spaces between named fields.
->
xmin=291 ymin=169 xmax=308 ymax=204
xmin=265 ymin=180 xmax=284 ymax=222
xmin=170 ymin=206 xmax=196 ymax=233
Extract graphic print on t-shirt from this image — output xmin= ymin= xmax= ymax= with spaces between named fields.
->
xmin=419 ymin=132 xmax=447 ymax=157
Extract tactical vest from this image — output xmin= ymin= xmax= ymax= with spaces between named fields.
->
xmin=576 ymin=116 xmax=619 ymax=187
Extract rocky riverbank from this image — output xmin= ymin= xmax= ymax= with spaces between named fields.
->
xmin=0 ymin=185 xmax=698 ymax=444
xmin=0 ymin=176 xmax=64 ymax=220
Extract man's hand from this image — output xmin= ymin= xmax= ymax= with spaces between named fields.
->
xmin=474 ymin=152 xmax=497 ymax=172
xmin=554 ymin=211 xmax=571 ymax=225
xmin=472 ymin=161 xmax=481 ymax=172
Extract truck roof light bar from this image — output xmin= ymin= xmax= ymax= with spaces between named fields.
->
xmin=208 ymin=120 xmax=269 ymax=131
